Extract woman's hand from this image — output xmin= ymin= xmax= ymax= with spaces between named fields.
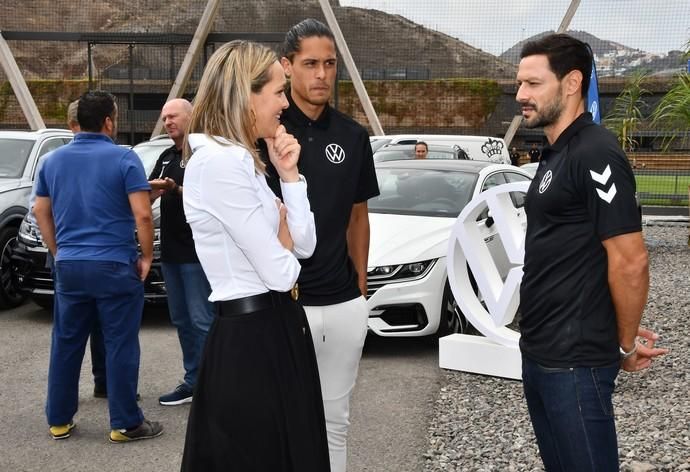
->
xmin=265 ymin=125 xmax=300 ymax=183
xmin=276 ymin=199 xmax=294 ymax=251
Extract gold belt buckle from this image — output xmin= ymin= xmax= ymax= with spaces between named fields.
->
xmin=290 ymin=283 xmax=299 ymax=301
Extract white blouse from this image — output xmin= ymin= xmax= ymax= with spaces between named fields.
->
xmin=183 ymin=133 xmax=316 ymax=302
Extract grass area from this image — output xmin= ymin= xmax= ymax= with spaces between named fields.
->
xmin=635 ymin=174 xmax=690 ymax=205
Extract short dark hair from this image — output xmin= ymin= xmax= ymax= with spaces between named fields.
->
xmin=77 ymin=91 xmax=116 ymax=132
xmin=415 ymin=141 xmax=428 ymax=151
xmin=282 ymin=18 xmax=336 ymax=62
xmin=520 ymin=34 xmax=592 ymax=99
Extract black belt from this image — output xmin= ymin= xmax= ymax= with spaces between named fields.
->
xmin=216 ymin=287 xmax=298 ymax=317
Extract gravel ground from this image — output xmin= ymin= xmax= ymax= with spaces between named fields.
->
xmin=425 ymin=224 xmax=690 ymax=471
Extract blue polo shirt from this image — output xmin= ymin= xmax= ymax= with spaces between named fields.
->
xmin=36 ymin=132 xmax=151 ymax=264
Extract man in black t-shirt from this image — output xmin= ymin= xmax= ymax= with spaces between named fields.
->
xmin=516 ymin=34 xmax=666 ymax=470
xmin=148 ymin=99 xmax=214 ymax=406
xmin=528 ymin=143 xmax=541 ymax=162
xmin=509 ymin=146 xmax=520 ymax=166
xmin=265 ymin=19 xmax=379 ymax=472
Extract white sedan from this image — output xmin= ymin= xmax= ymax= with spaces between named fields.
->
xmin=366 ymin=159 xmax=532 ymax=337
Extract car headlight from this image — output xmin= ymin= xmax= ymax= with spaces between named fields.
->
xmin=152 ymin=228 xmax=161 ymax=258
xmin=369 ymin=265 xmax=396 ymax=276
xmin=367 ymin=259 xmax=436 ymax=283
xmin=19 ymin=216 xmax=43 ymax=245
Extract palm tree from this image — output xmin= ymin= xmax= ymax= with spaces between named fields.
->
xmin=650 ymin=40 xmax=690 ymax=151
xmin=603 ymin=71 xmax=650 ymax=161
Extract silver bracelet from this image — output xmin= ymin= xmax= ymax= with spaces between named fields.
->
xmin=619 ymin=342 xmax=638 ymax=360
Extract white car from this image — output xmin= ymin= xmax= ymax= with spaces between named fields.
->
xmin=370 ymin=134 xmax=511 ymax=164
xmin=520 ymin=161 xmax=539 ymax=177
xmin=366 ymin=159 xmax=532 ymax=337
xmin=131 ymin=134 xmax=174 ymax=175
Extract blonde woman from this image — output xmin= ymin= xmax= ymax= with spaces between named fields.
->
xmin=180 ymin=40 xmax=330 ymax=471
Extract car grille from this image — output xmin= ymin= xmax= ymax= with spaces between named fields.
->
xmin=366 ymin=279 xmax=387 ymax=299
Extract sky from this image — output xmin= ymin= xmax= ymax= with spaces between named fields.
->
xmin=339 ymin=0 xmax=690 ymax=56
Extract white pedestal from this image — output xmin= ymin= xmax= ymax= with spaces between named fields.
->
xmin=439 ymin=334 xmax=522 ymax=380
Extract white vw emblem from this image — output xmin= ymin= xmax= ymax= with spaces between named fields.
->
xmin=447 ymin=181 xmax=530 ymax=348
xmin=325 ymin=143 xmax=346 ymax=164
xmin=538 ymin=169 xmax=552 ymax=194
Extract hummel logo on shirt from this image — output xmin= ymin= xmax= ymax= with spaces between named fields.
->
xmin=590 ymin=164 xmax=617 ymax=203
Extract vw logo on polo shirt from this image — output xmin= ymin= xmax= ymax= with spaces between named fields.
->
xmin=538 ymin=169 xmax=552 ymax=194
xmin=325 ymin=143 xmax=346 ymax=164
xmin=447 ymin=181 xmax=530 ymax=348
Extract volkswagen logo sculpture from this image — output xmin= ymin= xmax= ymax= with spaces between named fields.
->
xmin=440 ymin=181 xmax=530 ymax=379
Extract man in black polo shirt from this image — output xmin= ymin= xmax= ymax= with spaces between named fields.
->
xmin=265 ymin=19 xmax=379 ymax=472
xmin=516 ymin=34 xmax=667 ymax=470
xmin=528 ymin=142 xmax=541 ymax=162
xmin=149 ymin=99 xmax=214 ymax=406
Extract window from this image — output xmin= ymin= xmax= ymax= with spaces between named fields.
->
xmin=0 ymin=138 xmax=34 ymax=178
xmin=504 ymin=172 xmax=531 ymax=208
xmin=481 ymin=173 xmax=507 ymax=192
xmin=37 ymin=138 xmax=66 ymax=159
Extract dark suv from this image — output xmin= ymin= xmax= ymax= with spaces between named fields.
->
xmin=12 ymin=135 xmax=172 ymax=309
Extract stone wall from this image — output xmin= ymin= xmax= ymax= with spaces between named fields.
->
xmin=0 ymin=80 xmax=88 ymax=128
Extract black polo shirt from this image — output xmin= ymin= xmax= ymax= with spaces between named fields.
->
xmin=148 ymin=145 xmax=199 ymax=264
xmin=519 ymin=113 xmax=641 ymax=367
xmin=264 ymin=95 xmax=379 ymax=306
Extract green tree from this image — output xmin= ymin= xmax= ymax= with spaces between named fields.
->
xmin=603 ymin=71 xmax=650 ymax=155
xmin=650 ymin=40 xmax=690 ymax=151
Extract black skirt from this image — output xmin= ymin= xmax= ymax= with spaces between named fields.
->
xmin=180 ymin=296 xmax=330 ymax=472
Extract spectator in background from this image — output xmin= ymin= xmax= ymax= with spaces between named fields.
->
xmin=29 ymin=100 xmax=113 ymax=401
xmin=415 ymin=141 xmax=428 ymax=159
xmin=148 ymin=98 xmax=214 ymax=407
xmin=510 ymin=146 xmax=521 ymax=166
xmin=34 ymin=91 xmax=162 ymax=442
xmin=528 ymin=142 xmax=541 ymax=162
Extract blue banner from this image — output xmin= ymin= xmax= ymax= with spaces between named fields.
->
xmin=587 ymin=56 xmax=601 ymax=124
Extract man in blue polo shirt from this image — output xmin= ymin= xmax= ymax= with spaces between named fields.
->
xmin=29 ymin=100 xmax=110 ymax=400
xmin=34 ymin=91 xmax=163 ymax=443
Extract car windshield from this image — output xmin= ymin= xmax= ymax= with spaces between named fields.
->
xmin=369 ymin=168 xmax=478 ymax=217
xmin=370 ymin=138 xmax=391 ymax=153
xmin=0 ymin=138 xmax=34 ymax=178
xmin=374 ymin=147 xmax=457 ymax=163
xmin=132 ymin=142 xmax=171 ymax=176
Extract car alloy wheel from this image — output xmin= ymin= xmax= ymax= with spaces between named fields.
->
xmin=437 ymin=281 xmax=471 ymax=337
xmin=0 ymin=226 xmax=27 ymax=309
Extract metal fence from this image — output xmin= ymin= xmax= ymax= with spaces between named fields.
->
xmin=1 ymin=0 xmax=688 ymax=206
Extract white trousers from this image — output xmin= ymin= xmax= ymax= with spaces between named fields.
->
xmin=304 ymin=296 xmax=369 ymax=472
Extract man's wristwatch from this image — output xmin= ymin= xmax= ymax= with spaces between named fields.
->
xmin=619 ymin=343 xmax=638 ymax=360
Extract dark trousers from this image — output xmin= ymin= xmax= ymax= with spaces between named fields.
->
xmin=160 ymin=262 xmax=214 ymax=388
xmin=46 ymin=260 xmax=144 ymax=430
xmin=522 ymin=356 xmax=620 ymax=471
xmin=89 ymin=321 xmax=106 ymax=388
xmin=49 ymin=252 xmax=106 ymax=387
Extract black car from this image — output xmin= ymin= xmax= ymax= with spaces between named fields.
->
xmin=12 ymin=136 xmax=172 ymax=309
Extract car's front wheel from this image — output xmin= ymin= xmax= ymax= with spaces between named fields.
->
xmin=436 ymin=280 xmax=472 ymax=337
xmin=0 ymin=226 xmax=27 ymax=309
